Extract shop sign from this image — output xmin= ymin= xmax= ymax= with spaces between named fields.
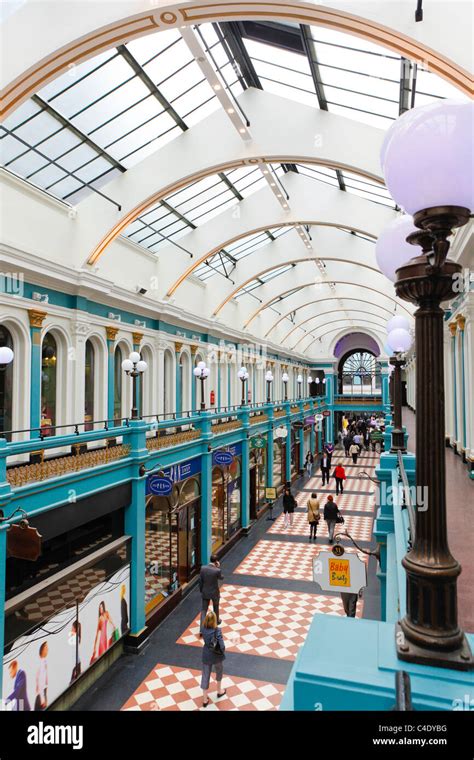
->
xmin=292 ymin=421 xmax=304 ymax=430
xmin=315 ymin=414 xmax=324 ymax=422
xmin=7 ymin=521 xmax=42 ymax=562
xmin=213 ymin=450 xmax=234 ymax=466
xmin=322 ymin=410 xmax=331 ymax=417
xmin=250 ymin=436 xmax=266 ymax=450
xmin=147 ymin=475 xmax=173 ymax=496
xmin=162 ymin=457 xmax=201 ymax=483
xmin=304 ymin=416 xmax=315 ymax=425
xmin=312 ymin=550 xmax=367 ymax=594
xmin=273 ymin=426 xmax=288 ymax=440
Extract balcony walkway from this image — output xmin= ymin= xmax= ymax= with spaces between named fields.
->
xmin=72 ymin=450 xmax=381 ymax=711
xmin=403 ymin=408 xmax=474 ymax=633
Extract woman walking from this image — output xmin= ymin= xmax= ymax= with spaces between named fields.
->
xmin=201 ymin=611 xmax=226 ymax=708
xmin=305 ymin=450 xmax=314 ymax=478
xmin=349 ymin=441 xmax=360 ymax=464
xmin=307 ymin=493 xmax=320 ymax=541
xmin=323 ymin=494 xmax=342 ymax=544
xmin=282 ymin=485 xmax=297 ymax=529
xmin=334 ymin=463 xmax=346 ymax=496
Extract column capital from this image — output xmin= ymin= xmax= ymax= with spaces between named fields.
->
xmin=28 ymin=309 xmax=47 ymax=328
xmin=456 ymin=314 xmax=466 ymax=331
xmin=190 ymin=345 xmax=199 ymax=356
xmin=105 ymin=326 xmax=119 ymax=342
xmin=174 ymin=341 xmax=183 ymax=353
xmin=132 ymin=331 xmax=144 ymax=345
xmin=448 ymin=321 xmax=457 ymax=337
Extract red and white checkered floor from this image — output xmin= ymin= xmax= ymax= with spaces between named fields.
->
xmin=177 ymin=584 xmax=362 ymax=660
xmin=122 ymin=449 xmax=379 ymax=711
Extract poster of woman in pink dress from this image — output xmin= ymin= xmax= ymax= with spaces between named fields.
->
xmin=91 ymin=601 xmax=116 ymax=662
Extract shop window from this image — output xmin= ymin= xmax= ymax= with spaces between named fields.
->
xmin=84 ymin=340 xmax=95 ymax=430
xmin=273 ymin=441 xmax=283 ymax=489
xmin=211 ymin=458 xmax=242 ymax=553
xmin=113 ymin=345 xmax=122 ymax=422
xmin=41 ymin=333 xmax=57 ymax=435
xmin=145 ymin=476 xmax=201 ymax=613
xmin=0 ymin=325 xmax=13 ymax=440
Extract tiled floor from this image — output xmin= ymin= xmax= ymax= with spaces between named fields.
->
xmin=122 ymin=664 xmax=284 ymax=711
xmin=176 ymin=584 xmax=362 ymax=660
xmin=73 ymin=448 xmax=380 ymax=712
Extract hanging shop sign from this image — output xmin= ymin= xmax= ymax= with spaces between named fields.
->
xmin=273 ymin=426 xmax=288 ymax=440
xmin=315 ymin=414 xmax=324 ymax=422
xmin=147 ymin=475 xmax=173 ymax=496
xmin=250 ymin=436 xmax=266 ymax=450
xmin=7 ymin=521 xmax=42 ymax=562
xmin=304 ymin=416 xmax=315 ymax=425
xmin=292 ymin=421 xmax=304 ymax=430
xmin=322 ymin=410 xmax=331 ymax=417
xmin=146 ymin=458 xmax=202 ymax=494
xmin=214 ymin=451 xmax=233 ymax=466
xmin=312 ymin=548 xmax=367 ymax=594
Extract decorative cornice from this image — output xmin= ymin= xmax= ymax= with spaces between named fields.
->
xmin=28 ymin=309 xmax=47 ymax=328
xmin=105 ymin=326 xmax=119 ymax=342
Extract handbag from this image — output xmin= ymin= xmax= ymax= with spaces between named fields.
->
xmin=209 ymin=630 xmax=225 ymax=657
xmin=336 ymin=513 xmax=345 ymax=524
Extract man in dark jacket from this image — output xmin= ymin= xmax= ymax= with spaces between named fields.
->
xmin=7 ymin=661 xmax=31 ymax=711
xmin=320 ymin=450 xmax=332 ymax=486
xmin=199 ymin=554 xmax=223 ymax=629
xmin=323 ymin=495 xmax=340 ymax=544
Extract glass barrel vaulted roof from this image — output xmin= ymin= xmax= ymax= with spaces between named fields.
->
xmin=0 ymin=17 xmax=469 ymax=300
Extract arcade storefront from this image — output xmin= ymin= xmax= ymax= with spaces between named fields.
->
xmin=145 ymin=458 xmax=201 ymax=619
xmin=249 ymin=436 xmax=267 ymax=520
xmin=211 ymin=443 xmax=242 ymax=554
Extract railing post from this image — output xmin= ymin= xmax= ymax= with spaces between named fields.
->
xmin=0 ymin=437 xmax=12 ymax=700
xmin=266 ymin=403 xmax=274 ymax=488
xmin=200 ymin=412 xmax=213 ymax=565
xmin=241 ymin=406 xmax=250 ymax=531
xmin=124 ymin=420 xmax=148 ymax=640
xmin=284 ymin=401 xmax=291 ymax=482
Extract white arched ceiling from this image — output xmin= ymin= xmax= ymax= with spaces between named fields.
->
xmin=159 ymin=171 xmax=394 ymax=297
xmin=281 ymin=308 xmax=390 ymax=343
xmin=265 ymin=298 xmax=395 ymax=338
xmin=291 ymin=317 xmax=387 ymax=350
xmin=302 ymin=325 xmax=385 ymax=356
xmin=243 ymin=280 xmax=413 ymax=336
xmin=80 ymin=89 xmax=386 ymax=267
xmin=2 ymin=0 xmax=471 ymax=115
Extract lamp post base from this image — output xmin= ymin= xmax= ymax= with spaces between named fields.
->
xmin=395 ymin=622 xmax=474 ymax=671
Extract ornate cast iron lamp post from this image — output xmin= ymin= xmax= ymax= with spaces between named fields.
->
xmin=265 ymin=370 xmax=274 ymax=404
xmin=282 ymin=372 xmax=289 ymax=401
xmin=122 ymin=352 xmax=148 ymax=420
xmin=378 ymin=99 xmax=473 ymax=669
xmin=386 ymin=324 xmax=412 ymax=453
xmin=193 ymin=361 xmax=210 ymax=411
xmin=238 ymin=366 xmax=249 ymax=406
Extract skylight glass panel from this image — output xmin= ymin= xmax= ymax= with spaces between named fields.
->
xmin=415 ymin=68 xmax=471 ymax=102
xmin=296 ymin=163 xmax=340 ymax=187
xmin=245 ymin=39 xmax=316 ymax=107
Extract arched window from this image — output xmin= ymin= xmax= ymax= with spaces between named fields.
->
xmin=41 ymin=333 xmax=57 ymax=435
xmin=84 ymin=339 xmax=95 ymax=430
xmin=114 ymin=345 xmax=122 ymax=421
xmin=0 ymin=326 xmax=14 ymax=440
xmin=163 ymin=350 xmax=174 ymax=415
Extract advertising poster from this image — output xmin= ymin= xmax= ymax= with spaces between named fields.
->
xmin=2 ymin=566 xmax=130 ymax=711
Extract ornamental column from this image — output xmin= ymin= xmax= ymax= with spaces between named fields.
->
xmin=28 ymin=309 xmax=47 ymax=437
xmin=174 ymin=342 xmax=183 ymax=416
xmin=106 ymin=326 xmax=119 ymax=423
xmin=133 ymin=332 xmax=143 ymax=418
